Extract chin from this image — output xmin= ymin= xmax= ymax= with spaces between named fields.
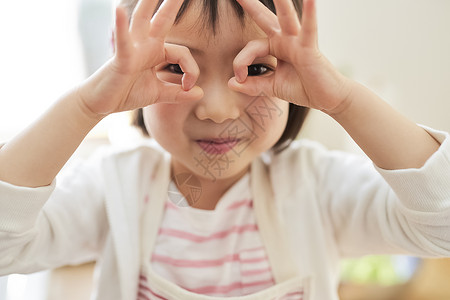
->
xmin=189 ymin=158 xmax=250 ymax=183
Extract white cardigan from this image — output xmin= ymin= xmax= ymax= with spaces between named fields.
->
xmin=1 ymin=127 xmax=450 ymax=299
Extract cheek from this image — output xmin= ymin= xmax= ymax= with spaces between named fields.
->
xmin=142 ymin=105 xmax=172 ymax=138
xmin=249 ymin=97 xmax=289 ymax=137
xmin=142 ymin=104 xmax=187 ymax=139
xmin=269 ymin=100 xmax=290 ymax=140
xmin=275 ymin=100 xmax=290 ymax=124
xmin=142 ymin=106 xmax=157 ymax=137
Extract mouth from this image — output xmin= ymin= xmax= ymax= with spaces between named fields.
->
xmin=196 ymin=138 xmax=240 ymax=155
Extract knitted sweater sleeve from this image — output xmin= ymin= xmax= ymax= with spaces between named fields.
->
xmin=300 ymin=127 xmax=450 ymax=257
xmin=0 ymin=149 xmax=108 ymax=275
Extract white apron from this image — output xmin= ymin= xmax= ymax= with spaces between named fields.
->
xmin=138 ymin=154 xmax=312 ymax=299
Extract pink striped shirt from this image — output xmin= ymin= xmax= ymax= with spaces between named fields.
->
xmin=139 ymin=173 xmax=278 ymax=297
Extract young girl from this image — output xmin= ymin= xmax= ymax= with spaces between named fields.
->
xmin=1 ymin=0 xmax=449 ymax=299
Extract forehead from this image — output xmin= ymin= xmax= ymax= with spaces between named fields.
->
xmin=166 ymin=0 xmax=267 ymax=52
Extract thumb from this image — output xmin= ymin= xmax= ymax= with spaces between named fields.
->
xmin=228 ymin=76 xmax=274 ymax=98
xmin=154 ymin=82 xmax=204 ymax=104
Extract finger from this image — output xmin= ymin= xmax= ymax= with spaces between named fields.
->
xmin=164 ymin=43 xmax=200 ymax=91
xmin=114 ymin=6 xmax=132 ymax=59
xmin=235 ymin=0 xmax=280 ymax=36
xmin=155 ymin=83 xmax=204 ymax=104
xmin=233 ymin=39 xmax=270 ymax=83
xmin=129 ymin=0 xmax=159 ymax=38
xmin=299 ymin=0 xmax=318 ymax=47
xmin=149 ymin=0 xmax=184 ymax=38
xmin=228 ymin=75 xmax=275 ymax=97
xmin=273 ymin=0 xmax=301 ymax=35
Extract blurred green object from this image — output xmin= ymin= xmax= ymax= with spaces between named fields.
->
xmin=340 ymin=256 xmax=415 ymax=286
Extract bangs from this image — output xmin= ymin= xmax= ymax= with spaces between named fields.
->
xmin=121 ymin=0 xmax=302 ymax=34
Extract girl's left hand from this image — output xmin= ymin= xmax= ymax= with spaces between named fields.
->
xmin=229 ymin=0 xmax=352 ymax=115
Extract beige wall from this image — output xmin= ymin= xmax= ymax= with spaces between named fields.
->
xmin=300 ymin=0 xmax=450 ymax=152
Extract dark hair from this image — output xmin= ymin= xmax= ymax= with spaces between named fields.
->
xmin=123 ymin=0 xmax=309 ymax=153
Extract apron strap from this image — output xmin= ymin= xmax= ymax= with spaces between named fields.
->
xmin=251 ymin=157 xmax=300 ymax=282
xmin=140 ymin=152 xmax=172 ymax=262
xmin=140 ymin=153 xmax=300 ymax=282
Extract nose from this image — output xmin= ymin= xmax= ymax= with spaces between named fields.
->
xmin=194 ymin=79 xmax=241 ymax=123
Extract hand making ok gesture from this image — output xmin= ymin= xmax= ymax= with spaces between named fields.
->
xmin=78 ymin=0 xmax=202 ymax=117
xmin=229 ymin=0 xmax=352 ymax=115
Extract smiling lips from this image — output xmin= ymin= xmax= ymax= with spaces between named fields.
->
xmin=196 ymin=138 xmax=240 ymax=154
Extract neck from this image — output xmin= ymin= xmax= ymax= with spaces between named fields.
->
xmin=170 ymin=161 xmax=249 ymax=210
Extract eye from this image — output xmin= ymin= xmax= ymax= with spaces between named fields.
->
xmin=248 ymin=64 xmax=273 ymax=76
xmin=166 ymin=64 xmax=184 ymax=74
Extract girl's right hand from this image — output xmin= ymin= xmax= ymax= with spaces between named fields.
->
xmin=77 ymin=0 xmax=203 ymax=118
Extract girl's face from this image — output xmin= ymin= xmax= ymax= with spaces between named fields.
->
xmin=143 ymin=0 xmax=289 ymax=182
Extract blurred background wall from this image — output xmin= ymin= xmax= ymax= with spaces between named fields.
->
xmin=301 ymin=0 xmax=450 ymax=153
